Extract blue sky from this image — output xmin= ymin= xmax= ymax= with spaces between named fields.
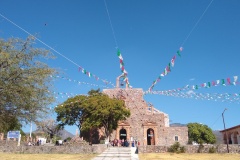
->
xmin=1 ymin=0 xmax=240 ymax=135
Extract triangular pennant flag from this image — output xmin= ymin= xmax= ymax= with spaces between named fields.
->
xmin=207 ymin=82 xmax=211 ymax=88
xmin=227 ymin=78 xmax=231 ymax=85
xmin=88 ymin=72 xmax=92 ymax=77
xmin=221 ymin=79 xmax=225 ymax=85
xmin=179 ymin=47 xmax=183 ymax=52
xmin=177 ymin=50 xmax=181 ymax=57
xmin=212 ymin=81 xmax=216 ymax=86
xmin=216 ymin=80 xmax=220 ymax=85
xmin=233 ymin=76 xmax=238 ymax=82
xmin=164 ymin=68 xmax=168 ymax=75
xmin=117 ymin=49 xmax=121 ymax=57
xmin=195 ymin=85 xmax=198 ymax=90
xmin=121 ymin=66 xmax=125 ymax=72
xmin=171 ymin=55 xmax=176 ymax=67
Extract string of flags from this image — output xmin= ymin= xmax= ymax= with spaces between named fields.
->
xmin=117 ymin=49 xmax=131 ymax=87
xmin=50 ymin=75 xmax=114 ymax=88
xmin=146 ymin=76 xmax=239 ymax=94
xmin=78 ymin=66 xmax=115 ymax=87
xmin=52 ymin=91 xmax=86 ymax=99
xmin=148 ymin=47 xmax=183 ymax=91
xmin=148 ymin=91 xmax=240 ymax=103
xmin=54 ymin=93 xmax=106 ymax=108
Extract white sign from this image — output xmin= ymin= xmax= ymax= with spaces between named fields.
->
xmin=7 ymin=131 xmax=20 ymax=138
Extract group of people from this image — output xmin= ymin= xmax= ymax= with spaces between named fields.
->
xmin=110 ymin=139 xmax=129 ymax=147
xmin=27 ymin=139 xmax=42 ymax=146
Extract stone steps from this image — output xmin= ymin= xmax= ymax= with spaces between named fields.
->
xmin=92 ymin=147 xmax=139 ymax=160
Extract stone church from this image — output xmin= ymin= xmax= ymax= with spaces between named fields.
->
xmin=102 ymin=75 xmax=188 ymax=146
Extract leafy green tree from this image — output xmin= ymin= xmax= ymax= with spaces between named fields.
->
xmin=187 ymin=123 xmax=216 ymax=144
xmin=55 ymin=95 xmax=88 ymax=132
xmin=55 ymin=89 xmax=131 ymax=142
xmin=0 ymin=36 xmax=56 ymax=132
xmin=0 ymin=111 xmax=22 ymax=134
xmin=81 ymin=93 xmax=130 ymax=141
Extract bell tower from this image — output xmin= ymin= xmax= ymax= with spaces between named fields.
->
xmin=116 ymin=74 xmax=129 ymax=89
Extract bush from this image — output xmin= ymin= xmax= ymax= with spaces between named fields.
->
xmin=168 ymin=142 xmax=185 ymax=153
xmin=209 ymin=146 xmax=216 ymax=153
xmin=179 ymin=146 xmax=186 ymax=153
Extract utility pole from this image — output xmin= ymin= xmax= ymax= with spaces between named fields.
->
xmin=222 ymin=108 xmax=229 ymax=153
xmin=30 ymin=121 xmax=32 ymax=138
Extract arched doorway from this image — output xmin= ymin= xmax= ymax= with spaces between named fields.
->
xmin=147 ymin=128 xmax=155 ymax=145
xmin=119 ymin=128 xmax=127 ymax=140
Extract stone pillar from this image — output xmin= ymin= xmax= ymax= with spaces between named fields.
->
xmin=0 ymin=133 xmax=4 ymax=140
xmin=143 ymin=126 xmax=147 ymax=146
xmin=153 ymin=126 xmax=158 ymax=145
xmin=125 ymin=78 xmax=129 ymax=89
xmin=127 ymin=127 xmax=130 ymax=141
xmin=116 ymin=128 xmax=119 ymax=140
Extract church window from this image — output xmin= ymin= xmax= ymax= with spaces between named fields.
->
xmin=175 ymin=136 xmax=179 ymax=141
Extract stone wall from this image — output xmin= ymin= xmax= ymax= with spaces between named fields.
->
xmin=138 ymin=144 xmax=240 ymax=154
xmin=165 ymin=127 xmax=188 ymax=145
xmin=0 ymin=140 xmax=107 ymax=154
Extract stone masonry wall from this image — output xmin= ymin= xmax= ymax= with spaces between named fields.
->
xmin=0 ymin=140 xmax=107 ymax=154
xmin=138 ymin=144 xmax=240 ymax=154
xmin=103 ymin=88 xmax=188 ymax=146
xmin=165 ymin=127 xmax=188 ymax=145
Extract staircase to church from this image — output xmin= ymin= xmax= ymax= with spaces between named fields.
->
xmin=92 ymin=146 xmax=139 ymax=160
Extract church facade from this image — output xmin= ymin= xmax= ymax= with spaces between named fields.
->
xmin=102 ymin=77 xmax=188 ymax=146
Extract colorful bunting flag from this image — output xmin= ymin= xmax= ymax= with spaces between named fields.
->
xmin=149 ymin=76 xmax=239 ymax=94
xmin=148 ymin=47 xmax=183 ymax=91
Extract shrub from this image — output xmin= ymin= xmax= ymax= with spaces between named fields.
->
xmin=197 ymin=144 xmax=204 ymax=153
xmin=168 ymin=142 xmax=185 ymax=153
xmin=209 ymin=146 xmax=216 ymax=153
xmin=180 ymin=146 xmax=186 ymax=153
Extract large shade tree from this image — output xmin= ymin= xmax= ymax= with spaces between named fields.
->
xmin=187 ymin=123 xmax=216 ymax=144
xmin=55 ymin=95 xmax=88 ymax=132
xmin=0 ymin=36 xmax=56 ymax=133
xmin=55 ymin=89 xmax=131 ymax=142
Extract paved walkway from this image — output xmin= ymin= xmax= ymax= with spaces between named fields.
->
xmin=92 ymin=146 xmax=139 ymax=160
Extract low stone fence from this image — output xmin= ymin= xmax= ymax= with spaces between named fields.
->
xmin=138 ymin=144 xmax=240 ymax=154
xmin=0 ymin=140 xmax=107 ymax=154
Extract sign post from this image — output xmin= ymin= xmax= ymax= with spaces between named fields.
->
xmin=7 ymin=131 xmax=21 ymax=146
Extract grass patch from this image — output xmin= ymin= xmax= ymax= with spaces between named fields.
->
xmin=0 ymin=153 xmax=97 ymax=160
xmin=139 ymin=153 xmax=240 ymax=160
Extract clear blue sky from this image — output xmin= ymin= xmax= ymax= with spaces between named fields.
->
xmin=1 ymin=0 xmax=240 ymax=135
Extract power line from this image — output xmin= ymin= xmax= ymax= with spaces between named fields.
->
xmin=0 ymin=13 xmax=114 ymax=86
xmin=180 ymin=0 xmax=214 ymax=47
xmin=104 ymin=0 xmax=119 ymax=49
